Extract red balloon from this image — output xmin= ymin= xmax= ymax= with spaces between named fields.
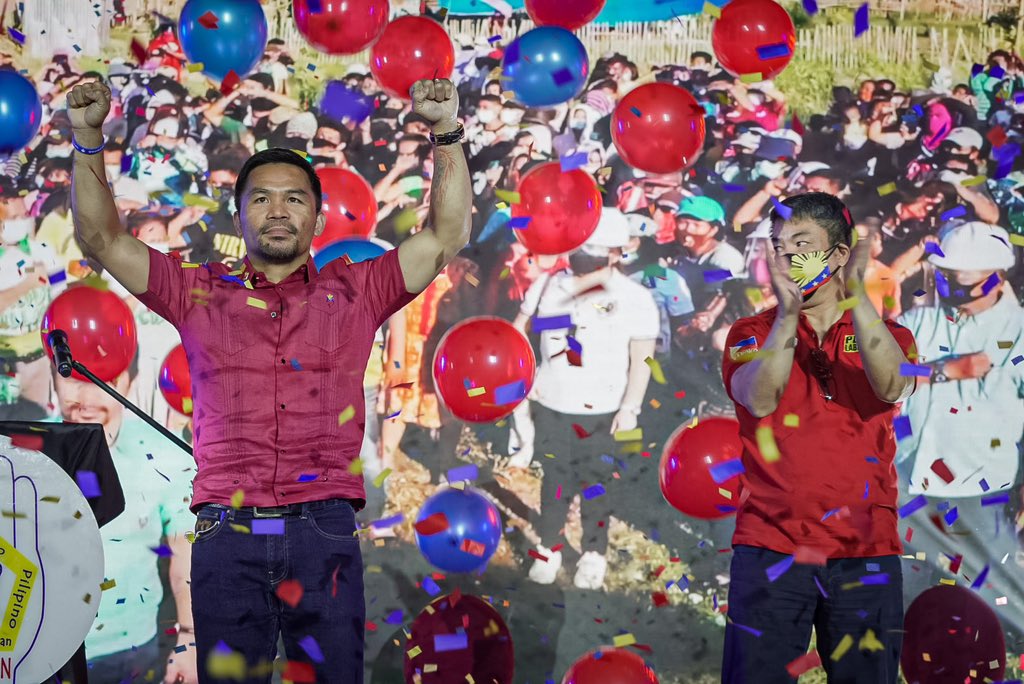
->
xmin=611 ymin=83 xmax=705 ymax=174
xmin=404 ymin=593 xmax=514 ymax=684
xmin=525 ymin=0 xmax=607 ymax=30
xmin=41 ymin=284 xmax=137 ymax=383
xmin=159 ymin=345 xmax=193 ymax=415
xmin=512 ymin=162 xmax=601 ymax=256
xmin=902 ymin=585 xmax=1006 ymax=684
xmin=312 ymin=167 xmax=378 ymax=251
xmin=432 ymin=317 xmax=536 ymax=423
xmin=562 ymin=648 xmax=659 ymax=684
xmin=293 ymin=0 xmax=390 ymax=55
xmin=370 ymin=15 xmax=455 ymax=100
xmin=711 ymin=0 xmax=796 ymax=80
xmin=659 ymin=418 xmax=742 ymax=520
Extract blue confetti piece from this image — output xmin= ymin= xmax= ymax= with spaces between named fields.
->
xmin=494 ymin=380 xmax=527 ymax=406
xmin=735 ymin=336 xmax=757 ymax=348
xmin=373 ymin=513 xmax=404 ymax=528
xmin=600 ymin=454 xmax=615 ymax=465
xmin=894 ymin=415 xmax=912 ymax=441
xmin=814 ymin=576 xmax=829 ymax=598
xmin=582 ymin=483 xmax=606 ymax=500
xmin=488 ymin=35 xmax=502 ymax=44
xmin=865 ymin=456 xmax=879 ymax=463
xmin=939 ymin=345 xmax=950 ymax=352
xmin=766 ymin=555 xmax=794 ymax=582
xmin=770 ymin=196 xmax=792 ymax=220
xmin=551 ymin=67 xmax=575 ymax=86
xmin=980 ymin=478 xmax=990 ymax=492
xmin=299 ymin=635 xmax=324 ymax=663
xmin=434 ymin=632 xmax=469 ymax=652
xmin=853 ymin=3 xmax=869 ymax=36
xmin=252 ymin=518 xmax=285 ymax=535
xmin=981 ymin=492 xmax=1010 ymax=506
xmin=709 ymin=458 xmax=745 ymax=484
xmin=567 ymin=335 xmax=582 ymax=354
xmin=970 ymin=564 xmax=990 ymax=589
xmin=722 ymin=183 xmax=747 ymax=193
xmin=971 ymin=63 xmax=984 ymax=77
xmin=48 ymin=270 xmax=67 ymax=286
xmin=944 ymin=506 xmax=958 ymax=525
xmin=385 ymin=609 xmax=404 ymax=624
xmin=7 ymin=28 xmax=24 ymax=45
xmin=863 ymin=481 xmax=869 ymax=499
xmin=560 ymin=151 xmax=589 ymax=172
xmin=422 ymin=576 xmax=441 ymax=596
xmin=75 ymin=470 xmax=101 ymax=498
xmin=446 ymin=464 xmax=478 ymax=482
xmin=508 ymin=216 xmax=532 ymax=230
xmin=860 ymin=573 xmax=890 ymax=585
xmin=703 ymin=269 xmax=733 ymax=283
xmin=532 ymin=314 xmax=573 ymax=332
xmin=290 ymin=359 xmax=303 ymax=371
xmin=756 ymin=43 xmax=791 ymax=60
xmin=939 ymin=205 xmax=966 ymax=222
xmin=307 ymin=0 xmax=323 ymax=11
xmin=923 ymin=241 xmax=945 ymax=257
xmin=1012 ymin=355 xmax=1023 ymax=366
xmin=981 ymin=272 xmax=1002 ymax=295
xmin=630 ymin=106 xmax=642 ymax=117
xmin=866 ymin=562 xmax=880 ymax=571
xmin=802 ymin=0 xmax=818 ymax=14
xmin=899 ymin=494 xmax=927 ymax=518
xmin=297 ymin=473 xmax=318 ymax=482
xmin=991 ymin=65 xmax=1006 ymax=80
xmin=732 ymin=621 xmax=763 ymax=637
xmin=900 ymin=363 xmax=931 ymax=377
xmin=150 ymin=544 xmax=173 ymax=557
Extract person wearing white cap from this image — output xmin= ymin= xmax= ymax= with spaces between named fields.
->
xmin=894 ymin=220 xmax=1024 ymax=635
xmin=511 ymin=208 xmax=659 ymax=590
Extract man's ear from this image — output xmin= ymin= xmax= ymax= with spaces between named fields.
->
xmin=232 ymin=211 xmax=242 ymax=237
xmin=314 ymin=212 xmax=326 ymax=237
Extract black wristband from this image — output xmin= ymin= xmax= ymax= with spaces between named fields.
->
xmin=429 ymin=123 xmax=464 ymax=146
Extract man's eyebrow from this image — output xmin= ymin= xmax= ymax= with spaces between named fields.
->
xmin=248 ymin=187 xmax=311 ymax=196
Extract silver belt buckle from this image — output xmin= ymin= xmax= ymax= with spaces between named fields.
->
xmin=252 ymin=506 xmax=287 ymax=518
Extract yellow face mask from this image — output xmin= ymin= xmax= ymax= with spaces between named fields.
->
xmin=787 ymin=244 xmax=840 ymax=299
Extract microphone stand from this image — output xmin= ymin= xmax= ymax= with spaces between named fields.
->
xmin=68 ymin=360 xmax=193 ymax=457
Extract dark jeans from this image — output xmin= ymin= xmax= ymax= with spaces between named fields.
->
xmin=531 ymin=401 xmax=619 ymax=555
xmin=77 ymin=634 xmax=162 ymax=684
xmin=190 ymin=498 xmax=365 ymax=684
xmin=723 ymin=545 xmax=903 ymax=684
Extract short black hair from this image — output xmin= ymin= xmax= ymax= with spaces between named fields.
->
xmin=769 ymin=192 xmax=853 ymax=248
xmin=234 ymin=148 xmax=323 ymax=213
xmin=690 ymin=51 xmax=713 ymax=63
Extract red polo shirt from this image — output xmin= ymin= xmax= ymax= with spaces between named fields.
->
xmin=135 ymin=245 xmax=417 ymax=514
xmin=721 ymin=307 xmax=917 ymax=559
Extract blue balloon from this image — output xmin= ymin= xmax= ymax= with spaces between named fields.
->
xmin=501 ymin=27 xmax=589 ymax=107
xmin=313 ymin=238 xmax=388 ymax=270
xmin=320 ymin=81 xmax=375 ymax=124
xmin=179 ymin=0 xmax=268 ymax=81
xmin=415 ymin=487 xmax=502 ymax=573
xmin=0 ymin=72 xmax=42 ymax=154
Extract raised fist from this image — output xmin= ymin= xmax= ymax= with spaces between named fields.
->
xmin=66 ymin=81 xmax=112 ymax=131
xmin=410 ymin=78 xmax=459 ymax=129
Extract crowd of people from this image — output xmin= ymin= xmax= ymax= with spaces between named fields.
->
xmin=1 ymin=16 xmax=1024 ymax=680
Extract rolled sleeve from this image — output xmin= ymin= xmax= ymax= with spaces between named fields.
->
xmin=134 ymin=245 xmax=197 ymax=328
xmin=350 ymin=248 xmax=419 ymax=329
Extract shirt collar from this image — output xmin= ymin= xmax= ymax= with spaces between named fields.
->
xmin=240 ymin=254 xmax=318 ymax=285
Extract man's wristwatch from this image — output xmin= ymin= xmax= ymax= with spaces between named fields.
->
xmin=429 ymin=123 xmax=465 ymax=146
xmin=931 ymin=358 xmax=950 ymax=383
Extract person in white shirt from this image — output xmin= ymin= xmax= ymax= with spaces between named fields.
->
xmin=512 ymin=208 xmax=660 ymax=590
xmin=894 ymin=221 xmax=1024 ymax=635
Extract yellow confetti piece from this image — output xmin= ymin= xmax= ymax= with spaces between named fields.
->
xmin=841 ymin=580 xmax=864 ymax=590
xmin=186 ymin=62 xmax=205 ymax=72
xmin=0 ymin=510 xmax=26 ymax=519
xmin=207 ymin=650 xmax=247 ymax=679
xmin=246 ymin=296 xmax=267 ymax=310
xmin=756 ymin=425 xmax=780 ymax=462
xmin=544 ymin=453 xmax=555 ymax=459
xmin=229 ymin=523 xmax=251 ymax=534
xmin=423 ymin=664 xmax=437 ymax=673
xmin=613 ymin=633 xmax=637 ymax=648
xmin=783 ymin=414 xmax=800 ymax=427
xmin=501 ymin=90 xmax=516 ymax=100
xmin=82 ymin=593 xmax=92 ymax=604
xmin=739 ymin=72 xmax=763 ymax=83
xmin=183 ymin=193 xmax=219 ymax=210
xmin=467 ymin=387 xmax=487 ymax=397
xmin=407 ymin=646 xmax=422 ymax=659
xmin=338 ymin=405 xmax=356 ymax=425
xmin=613 ymin=428 xmax=643 ymax=442
xmin=961 ymin=175 xmax=987 ymax=187
xmin=180 ymin=262 xmax=200 ymax=269
xmin=231 ymin=489 xmax=245 ymax=508
xmin=997 ymin=340 xmax=1014 ymax=349
xmin=875 ymin=182 xmax=896 ymax=196
xmin=831 ymin=634 xmax=854 ymax=661
xmin=745 ymin=287 xmax=764 ymax=305
xmin=718 ymin=487 xmax=733 ymax=499
xmin=100 ymin=579 xmax=117 ymax=591
xmin=703 ymin=1 xmax=721 ymax=16
xmin=649 ymin=398 xmax=661 ymax=409
xmin=495 ymin=189 xmax=521 ymax=204
xmin=837 ymin=296 xmax=860 ymax=311
xmin=465 ymin=273 xmax=480 ymax=287
xmin=41 ymin=496 xmax=60 ymax=503
xmin=923 ymin=652 xmax=932 ymax=661
xmin=1009 ymin=234 xmax=1024 ymax=247
xmin=185 ymin=531 xmax=196 ymax=543
xmin=645 ymin=356 xmax=667 ymax=385
xmin=499 ymin=267 xmax=511 ymax=279
xmin=495 ymin=202 xmax=508 ymax=210
xmin=182 ymin=397 xmax=193 ymax=414
xmin=450 ymin=480 xmax=467 ymax=490
xmin=466 ymin=675 xmax=475 ymax=684
xmin=348 ymin=458 xmax=364 ymax=475
xmin=859 ymin=629 xmax=884 ymax=652
xmin=394 ymin=208 xmax=419 ymax=235
xmin=882 ymin=295 xmax=896 ymax=311
xmin=373 ymin=468 xmax=392 ymax=488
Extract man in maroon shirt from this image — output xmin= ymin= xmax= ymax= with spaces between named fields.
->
xmin=66 ymin=79 xmax=471 ymax=683
xmin=720 ymin=193 xmax=918 ymax=683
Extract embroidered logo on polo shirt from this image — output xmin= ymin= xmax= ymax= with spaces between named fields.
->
xmin=729 ymin=335 xmax=759 ymax=362
xmin=326 ymin=293 xmax=335 ymax=303
xmin=844 ymin=335 xmax=858 ymax=352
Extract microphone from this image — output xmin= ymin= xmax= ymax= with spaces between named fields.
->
xmin=47 ymin=330 xmax=74 ymax=378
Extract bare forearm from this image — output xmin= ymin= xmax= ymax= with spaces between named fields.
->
xmin=732 ymin=312 xmax=799 ymax=417
xmin=428 ymin=136 xmax=472 ymax=252
xmin=622 ymin=339 xmax=656 ymax=408
xmin=734 ymin=188 xmax=772 ymax=226
xmin=851 ymin=297 xmax=913 ymax=402
xmin=71 ymin=128 xmax=120 ymax=256
xmin=168 ymin=550 xmax=194 ymax=628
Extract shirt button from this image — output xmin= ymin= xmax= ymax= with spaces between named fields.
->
xmin=280 ymin=403 xmax=286 ymax=410
xmin=271 ymin=312 xmax=278 ymax=318
xmin=281 ymin=358 xmax=286 ymax=364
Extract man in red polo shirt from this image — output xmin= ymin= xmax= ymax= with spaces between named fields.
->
xmin=720 ymin=192 xmax=918 ymax=683
xmin=66 ymin=79 xmax=471 ymax=683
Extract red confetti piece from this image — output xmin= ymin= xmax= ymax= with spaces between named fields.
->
xmin=905 ymin=527 xmax=914 ymax=542
xmin=673 ymin=390 xmax=687 ymax=399
xmin=652 ymin=592 xmax=669 ymax=607
xmin=282 ymin=661 xmax=316 ymax=683
xmin=366 ymin=620 xmax=377 ymax=632
xmin=949 ymin=553 xmax=963 ymax=574
xmin=551 ymin=543 xmax=564 ymax=553
xmin=527 ymin=549 xmax=549 ymax=562
xmin=130 ymin=38 xmax=147 ymax=64
xmin=572 ymin=423 xmax=591 ymax=439
xmin=460 ymin=539 xmax=486 ymax=556
xmin=219 ymin=70 xmax=240 ymax=97
xmin=198 ymin=10 xmax=219 ymax=29
xmin=276 ymin=579 xmax=303 ymax=608
xmin=929 ymin=458 xmax=955 ymax=484
xmin=987 ymin=126 xmax=1008 ymax=148
xmin=8 ymin=434 xmax=43 ymax=451
xmin=652 ymin=565 xmax=666 ymax=578
xmin=414 ymin=512 xmax=449 ymax=536
xmin=786 ymin=651 xmax=822 ymax=677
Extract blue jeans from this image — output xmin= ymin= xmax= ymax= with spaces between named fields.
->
xmin=722 ymin=545 xmax=903 ymax=684
xmin=190 ymin=498 xmax=365 ymax=684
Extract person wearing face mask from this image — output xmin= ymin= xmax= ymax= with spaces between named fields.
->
xmin=511 ymin=208 xmax=659 ymax=590
xmin=892 ymin=220 xmax=1024 ymax=643
xmin=671 ymin=195 xmax=744 ymax=313
xmin=925 ymin=127 xmax=1000 ymax=224
xmin=720 ymin=192 xmax=918 ymax=683
xmin=0 ymin=180 xmax=63 ymax=418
